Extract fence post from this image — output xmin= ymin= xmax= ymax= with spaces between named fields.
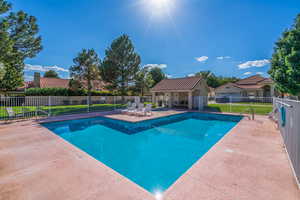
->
xmin=114 ymin=96 xmax=116 ymax=111
xmin=48 ymin=96 xmax=51 ymax=117
xmin=87 ymin=96 xmax=90 ymax=113
xmin=229 ymin=96 xmax=232 ymax=112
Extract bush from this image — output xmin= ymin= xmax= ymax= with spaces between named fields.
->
xmin=90 ymin=90 xmax=113 ymax=96
xmin=25 ymin=88 xmax=114 ymax=96
xmin=25 ymin=88 xmax=70 ymax=96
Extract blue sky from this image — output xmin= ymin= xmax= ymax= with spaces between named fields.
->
xmin=11 ymin=0 xmax=300 ymax=80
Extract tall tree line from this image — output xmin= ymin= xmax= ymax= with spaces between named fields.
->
xmin=70 ymin=34 xmax=166 ymax=97
xmin=0 ymin=0 xmax=166 ymax=95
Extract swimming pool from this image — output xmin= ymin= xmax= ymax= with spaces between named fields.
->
xmin=43 ymin=112 xmax=242 ymax=193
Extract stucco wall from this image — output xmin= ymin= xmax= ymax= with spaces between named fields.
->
xmin=215 ymin=84 xmax=243 ymax=96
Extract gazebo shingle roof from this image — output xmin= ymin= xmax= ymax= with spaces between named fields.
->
xmin=151 ymin=76 xmax=202 ymax=91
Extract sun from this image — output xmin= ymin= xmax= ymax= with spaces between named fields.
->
xmin=141 ymin=0 xmax=176 ymax=19
xmin=149 ymin=0 xmax=171 ymax=9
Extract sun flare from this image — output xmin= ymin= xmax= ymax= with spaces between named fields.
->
xmin=142 ymin=0 xmax=176 ymax=19
xmin=149 ymin=0 xmax=171 ymax=9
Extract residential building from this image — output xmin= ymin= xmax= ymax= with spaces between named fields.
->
xmin=151 ymin=76 xmax=209 ymax=109
xmin=215 ymin=75 xmax=275 ymax=98
xmin=23 ymin=72 xmax=107 ymax=91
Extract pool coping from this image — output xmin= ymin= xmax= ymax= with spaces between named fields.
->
xmin=1 ymin=111 xmax=299 ymax=199
xmin=40 ymin=110 xmax=244 ymax=193
xmin=37 ymin=109 xmax=245 ymax=124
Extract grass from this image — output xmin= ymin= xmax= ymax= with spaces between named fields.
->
xmin=206 ymin=103 xmax=273 ymax=115
xmin=0 ymin=104 xmax=126 ymax=119
xmin=230 ymin=102 xmax=273 ymax=106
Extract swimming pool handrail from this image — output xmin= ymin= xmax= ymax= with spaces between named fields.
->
xmin=276 ymin=100 xmax=293 ymax=108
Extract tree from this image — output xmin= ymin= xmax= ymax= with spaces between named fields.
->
xmin=269 ymin=14 xmax=300 ymax=96
xmin=148 ymin=67 xmax=166 ymax=87
xmin=0 ymin=62 xmax=5 ymax=80
xmin=69 ymin=78 xmax=82 ymax=91
xmin=44 ymin=70 xmax=59 ymax=78
xmin=69 ymin=49 xmax=101 ymax=104
xmin=135 ymin=66 xmax=154 ymax=96
xmin=195 ymin=71 xmax=239 ymax=88
xmin=0 ymin=0 xmax=42 ymax=91
xmin=194 ymin=71 xmax=218 ymax=88
xmin=100 ymin=34 xmax=141 ymax=96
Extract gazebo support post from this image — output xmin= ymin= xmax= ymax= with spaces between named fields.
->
xmin=188 ymin=91 xmax=193 ymax=110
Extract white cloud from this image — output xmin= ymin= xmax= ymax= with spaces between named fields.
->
xmin=187 ymin=73 xmax=195 ymax=77
xmin=217 ymin=56 xmax=231 ymax=60
xmin=238 ymin=59 xmax=270 ymax=69
xmin=256 ymin=72 xmax=264 ymax=75
xmin=25 ymin=64 xmax=69 ymax=73
xmin=143 ymin=64 xmax=167 ymax=69
xmin=166 ymin=74 xmax=173 ymax=78
xmin=195 ymin=56 xmax=208 ymax=62
xmin=243 ymin=72 xmax=252 ymax=75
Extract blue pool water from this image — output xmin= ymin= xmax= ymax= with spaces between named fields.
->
xmin=43 ymin=112 xmax=241 ymax=193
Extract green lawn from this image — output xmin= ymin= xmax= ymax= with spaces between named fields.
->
xmin=230 ymin=102 xmax=273 ymax=106
xmin=0 ymin=104 xmax=126 ymax=119
xmin=206 ymin=103 xmax=273 ymax=115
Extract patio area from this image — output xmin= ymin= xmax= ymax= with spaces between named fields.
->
xmin=0 ymin=111 xmax=299 ymax=200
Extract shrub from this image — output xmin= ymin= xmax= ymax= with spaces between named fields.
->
xmin=90 ymin=90 xmax=113 ymax=96
xmin=25 ymin=88 xmax=114 ymax=96
xmin=25 ymin=88 xmax=69 ymax=96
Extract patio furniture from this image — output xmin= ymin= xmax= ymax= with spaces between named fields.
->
xmin=136 ymin=104 xmax=152 ymax=116
xmin=121 ymin=102 xmax=136 ymax=114
xmin=128 ymin=103 xmax=144 ymax=115
xmin=5 ymin=107 xmax=35 ymax=119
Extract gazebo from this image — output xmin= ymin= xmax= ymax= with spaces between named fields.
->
xmin=151 ymin=76 xmax=209 ymax=110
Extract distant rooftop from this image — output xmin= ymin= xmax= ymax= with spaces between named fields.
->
xmin=151 ymin=76 xmax=202 ymax=91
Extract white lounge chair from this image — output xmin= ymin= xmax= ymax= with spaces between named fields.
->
xmin=136 ymin=104 xmax=152 ymax=116
xmin=128 ymin=103 xmax=144 ymax=115
xmin=121 ymin=102 xmax=131 ymax=113
xmin=5 ymin=107 xmax=34 ymax=118
xmin=121 ymin=102 xmax=136 ymax=114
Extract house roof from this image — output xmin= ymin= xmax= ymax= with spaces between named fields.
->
xmin=37 ymin=78 xmax=107 ymax=90
xmin=40 ymin=78 xmax=69 ymax=88
xmin=151 ymin=76 xmax=202 ymax=91
xmin=216 ymin=75 xmax=273 ymax=91
xmin=235 ymin=75 xmax=272 ymax=85
xmin=235 ymin=84 xmax=265 ymax=89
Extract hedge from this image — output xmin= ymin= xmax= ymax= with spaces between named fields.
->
xmin=25 ymin=88 xmax=114 ymax=96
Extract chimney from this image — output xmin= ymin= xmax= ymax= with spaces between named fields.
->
xmin=34 ymin=72 xmax=40 ymax=88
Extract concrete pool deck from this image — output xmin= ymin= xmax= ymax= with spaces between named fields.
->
xmin=0 ymin=111 xmax=299 ymax=200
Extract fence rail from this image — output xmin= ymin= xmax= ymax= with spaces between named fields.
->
xmin=274 ymin=98 xmax=300 ymax=187
xmin=0 ymin=96 xmax=152 ymax=121
xmin=206 ymin=96 xmax=274 ymax=115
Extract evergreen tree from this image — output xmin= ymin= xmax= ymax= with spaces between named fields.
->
xmin=69 ymin=49 xmax=101 ymax=104
xmin=135 ymin=66 xmax=154 ymax=96
xmin=195 ymin=71 xmax=239 ymax=88
xmin=148 ymin=67 xmax=166 ymax=87
xmin=269 ymin=14 xmax=300 ymax=96
xmin=100 ymin=34 xmax=141 ymax=96
xmin=44 ymin=70 xmax=59 ymax=78
xmin=0 ymin=0 xmax=42 ymax=91
xmin=0 ymin=62 xmax=5 ymax=80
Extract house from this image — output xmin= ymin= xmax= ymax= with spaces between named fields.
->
xmin=151 ymin=76 xmax=209 ymax=109
xmin=215 ymin=75 xmax=275 ymax=99
xmin=23 ymin=72 xmax=107 ymax=91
